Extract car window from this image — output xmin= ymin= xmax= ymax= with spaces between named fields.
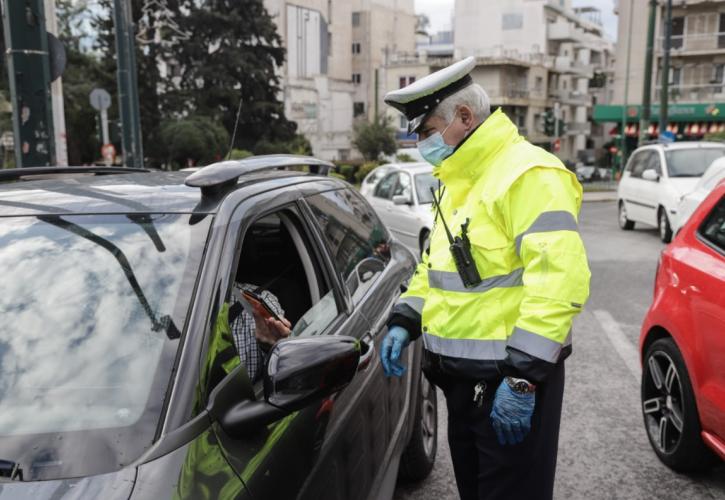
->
xmin=666 ymin=148 xmax=725 ymax=177
xmin=365 ymin=167 xmax=389 ymax=185
xmin=630 ymin=151 xmax=650 ymax=178
xmin=698 ymin=196 xmax=725 ymax=253
xmin=415 ymin=172 xmax=438 ymax=204
xmin=306 ymin=189 xmax=391 ymax=303
xmin=648 ymin=152 xmax=662 ymax=175
xmin=0 ymin=213 xmax=210 ymax=480
xmin=374 ymin=172 xmax=398 ymax=199
xmin=229 ymin=210 xmax=341 ymax=383
xmin=394 ymin=172 xmax=412 ymax=199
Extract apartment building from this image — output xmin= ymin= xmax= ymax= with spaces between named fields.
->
xmin=599 ymin=0 xmax=725 ymax=143
xmin=451 ymin=0 xmax=614 ymax=162
xmin=263 ymin=0 xmax=356 ymax=160
xmin=350 ymin=0 xmax=417 ymax=122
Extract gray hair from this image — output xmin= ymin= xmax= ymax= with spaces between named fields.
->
xmin=430 ymin=83 xmax=491 ymax=125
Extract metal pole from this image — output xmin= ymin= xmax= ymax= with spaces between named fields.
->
xmin=620 ymin=0 xmax=635 ymax=168
xmin=2 ymin=0 xmax=55 ymax=167
xmin=44 ymin=0 xmax=68 ymax=166
xmin=639 ymin=0 xmax=658 ymax=146
xmin=113 ymin=0 xmax=143 ymax=167
xmin=374 ymin=67 xmax=379 ymax=122
xmin=659 ymin=0 xmax=672 ymax=138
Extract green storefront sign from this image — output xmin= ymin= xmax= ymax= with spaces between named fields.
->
xmin=593 ymin=103 xmax=725 ymax=123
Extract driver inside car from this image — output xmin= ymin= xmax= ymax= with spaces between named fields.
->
xmin=230 ymin=283 xmax=292 ymax=382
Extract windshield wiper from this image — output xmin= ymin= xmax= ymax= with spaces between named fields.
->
xmin=0 ymin=459 xmax=23 ymax=481
xmin=37 ymin=215 xmax=180 ymax=339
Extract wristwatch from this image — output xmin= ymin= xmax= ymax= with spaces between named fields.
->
xmin=504 ymin=376 xmax=536 ymax=394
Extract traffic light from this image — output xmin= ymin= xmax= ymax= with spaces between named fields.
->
xmin=544 ymin=110 xmax=555 ymax=137
xmin=557 ymin=120 xmax=567 ymax=136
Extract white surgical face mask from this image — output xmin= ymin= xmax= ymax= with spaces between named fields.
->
xmin=417 ymin=115 xmax=457 ymax=167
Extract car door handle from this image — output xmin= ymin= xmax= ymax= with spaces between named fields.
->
xmin=357 ymin=332 xmax=375 ymax=372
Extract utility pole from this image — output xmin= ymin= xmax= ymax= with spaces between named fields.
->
xmin=620 ymin=0 xmax=635 ymax=169
xmin=639 ymin=0 xmax=658 ymax=146
xmin=659 ymin=0 xmax=673 ymax=138
xmin=44 ymin=0 xmax=68 ymax=166
xmin=2 ymin=0 xmax=55 ymax=167
xmin=113 ymin=0 xmax=144 ymax=167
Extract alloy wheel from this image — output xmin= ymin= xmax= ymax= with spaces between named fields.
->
xmin=643 ymin=351 xmax=685 ymax=454
xmin=420 ymin=375 xmax=436 ymax=458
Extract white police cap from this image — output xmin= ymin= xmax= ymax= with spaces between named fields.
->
xmin=384 ymin=56 xmax=476 ymax=134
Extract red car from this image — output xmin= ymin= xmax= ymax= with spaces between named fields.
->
xmin=640 ymin=180 xmax=725 ymax=472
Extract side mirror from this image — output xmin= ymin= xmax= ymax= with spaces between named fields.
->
xmin=209 ymin=336 xmax=361 ymax=436
xmin=393 ymin=194 xmax=412 ymax=205
xmin=642 ymin=169 xmax=660 ymax=182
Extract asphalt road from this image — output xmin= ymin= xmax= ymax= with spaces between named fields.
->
xmin=394 ymin=200 xmax=725 ymax=500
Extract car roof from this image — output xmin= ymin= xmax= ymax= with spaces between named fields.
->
xmin=635 ymin=141 xmax=725 ymax=152
xmin=376 ymin=162 xmax=432 ymax=173
xmin=0 ymin=169 xmax=329 ymax=217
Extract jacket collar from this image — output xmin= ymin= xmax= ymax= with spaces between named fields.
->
xmin=434 ymin=108 xmax=521 ymax=204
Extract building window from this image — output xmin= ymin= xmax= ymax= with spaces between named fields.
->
xmin=354 ymin=102 xmax=365 ymax=116
xmin=671 ymin=16 xmax=684 ymax=49
xmin=671 ymin=67 xmax=681 ymax=87
xmin=502 ymin=13 xmax=523 ymax=30
xmin=352 ymin=73 xmax=361 ymax=84
xmin=352 ymin=12 xmax=360 ymax=26
xmin=719 ymin=13 xmax=725 ymax=48
xmin=535 ymin=76 xmax=543 ymax=92
xmin=400 ymin=115 xmax=408 ymax=130
xmin=714 ymin=64 xmax=725 ymax=93
xmin=399 ymin=76 xmax=416 ymax=88
xmin=352 ymin=42 xmax=361 ymax=54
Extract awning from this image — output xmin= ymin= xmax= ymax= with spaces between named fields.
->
xmin=593 ymin=103 xmax=725 ymax=123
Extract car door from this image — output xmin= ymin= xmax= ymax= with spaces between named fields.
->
xmin=689 ymin=195 xmax=725 ymax=439
xmin=386 ymin=171 xmax=422 ymax=252
xmin=640 ymin=150 xmax=663 ymax=226
xmin=200 ymin=187 xmax=365 ymax=500
xmin=301 ymin=188 xmax=415 ymax=500
xmin=368 ymin=171 xmax=399 ymax=234
xmin=623 ymin=150 xmax=653 ymax=223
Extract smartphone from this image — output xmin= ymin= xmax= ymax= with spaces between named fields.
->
xmin=242 ymin=289 xmax=282 ymax=322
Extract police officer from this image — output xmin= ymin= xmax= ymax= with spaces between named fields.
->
xmin=380 ymin=57 xmax=591 ymax=500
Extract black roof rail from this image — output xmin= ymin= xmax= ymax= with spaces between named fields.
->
xmin=184 ymin=155 xmax=334 ymax=195
xmin=0 ymin=166 xmax=149 ymax=183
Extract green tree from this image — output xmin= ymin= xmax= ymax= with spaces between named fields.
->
xmin=163 ymin=0 xmax=297 ymax=151
xmin=160 ymin=115 xmax=229 ymax=168
xmin=353 ymin=115 xmax=397 ymax=161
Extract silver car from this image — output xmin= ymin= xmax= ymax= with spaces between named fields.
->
xmin=364 ymin=163 xmax=438 ymax=256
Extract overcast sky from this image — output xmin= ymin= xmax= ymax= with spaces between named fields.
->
xmin=414 ymin=0 xmax=618 ymax=41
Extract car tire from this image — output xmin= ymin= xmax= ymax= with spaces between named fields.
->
xmin=419 ymin=230 xmax=430 ymax=258
xmin=658 ymin=208 xmax=673 ymax=243
xmin=641 ymin=338 xmax=717 ymax=472
xmin=618 ymin=201 xmax=635 ymax=230
xmin=399 ymin=371 xmax=437 ymax=482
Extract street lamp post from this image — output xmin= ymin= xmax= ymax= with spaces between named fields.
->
xmin=659 ymin=0 xmax=673 ymax=137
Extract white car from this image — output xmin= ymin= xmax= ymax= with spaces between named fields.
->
xmin=673 ymin=157 xmax=725 ymax=233
xmin=617 ymin=142 xmax=725 ymax=242
xmin=364 ymin=162 xmax=438 ymax=256
xmin=359 ymin=164 xmax=399 ymax=197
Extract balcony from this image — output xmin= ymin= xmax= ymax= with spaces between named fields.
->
xmin=659 ymin=32 xmax=725 ymax=55
xmin=548 ymin=89 xmax=591 ymax=106
xmin=548 ymin=21 xmax=585 ymax=43
xmin=654 ymin=84 xmax=725 ymax=102
xmin=553 ymin=57 xmax=594 ymax=78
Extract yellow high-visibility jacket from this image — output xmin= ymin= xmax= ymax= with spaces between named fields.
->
xmin=389 ymin=109 xmax=591 ymax=383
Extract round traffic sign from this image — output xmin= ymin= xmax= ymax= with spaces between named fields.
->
xmin=90 ymin=88 xmax=112 ymax=111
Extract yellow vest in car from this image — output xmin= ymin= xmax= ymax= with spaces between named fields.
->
xmin=398 ymin=109 xmax=590 ymax=381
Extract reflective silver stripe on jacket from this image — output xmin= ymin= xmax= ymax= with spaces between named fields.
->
xmin=427 ymin=267 xmax=524 ymax=293
xmin=398 ymin=296 xmax=424 ymax=314
xmin=422 ymin=333 xmax=508 ymax=360
xmin=515 ymin=210 xmax=578 ymax=255
xmin=507 ymin=326 xmax=569 ymax=363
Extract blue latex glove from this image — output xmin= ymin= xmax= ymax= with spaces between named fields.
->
xmin=490 ymin=381 xmax=535 ymax=446
xmin=380 ymin=326 xmax=410 ymax=377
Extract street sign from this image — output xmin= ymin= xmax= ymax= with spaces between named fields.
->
xmin=90 ymin=88 xmax=112 ymax=111
xmin=47 ymin=32 xmax=67 ymax=82
xmin=658 ymin=131 xmax=675 ymax=144
xmin=101 ymin=143 xmax=116 ymax=166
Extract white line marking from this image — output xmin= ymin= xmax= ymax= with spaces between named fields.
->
xmin=593 ymin=309 xmax=641 ymax=381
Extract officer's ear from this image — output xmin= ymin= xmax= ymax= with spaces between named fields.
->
xmin=458 ymin=104 xmax=475 ymax=130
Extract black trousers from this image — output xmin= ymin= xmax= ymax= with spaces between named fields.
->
xmin=436 ymin=362 xmax=565 ymax=500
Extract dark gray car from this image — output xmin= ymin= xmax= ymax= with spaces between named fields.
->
xmin=0 ymin=157 xmax=437 ymax=499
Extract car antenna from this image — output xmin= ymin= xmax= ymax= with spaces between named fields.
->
xmin=226 ymin=85 xmax=243 ymax=160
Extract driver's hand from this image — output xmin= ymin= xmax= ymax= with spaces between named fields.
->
xmin=253 ymin=312 xmax=291 ymax=345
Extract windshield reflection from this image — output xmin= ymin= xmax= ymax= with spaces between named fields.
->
xmin=0 ymin=213 xmax=210 ymax=480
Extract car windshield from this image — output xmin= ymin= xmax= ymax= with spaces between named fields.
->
xmin=666 ymin=147 xmax=725 ymax=177
xmin=0 ymin=213 xmax=211 ymax=481
xmin=366 ymin=167 xmax=393 ymax=185
xmin=415 ymin=172 xmax=439 ymax=204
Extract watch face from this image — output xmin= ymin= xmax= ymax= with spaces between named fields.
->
xmin=514 ymin=381 xmax=530 ymax=393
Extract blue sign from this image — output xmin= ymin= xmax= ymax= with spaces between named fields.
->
xmin=659 ymin=131 xmax=675 ymax=144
